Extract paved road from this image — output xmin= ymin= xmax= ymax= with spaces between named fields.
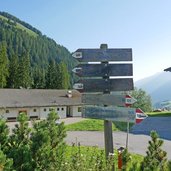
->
xmin=66 ymin=131 xmax=171 ymax=160
xmin=6 ymin=117 xmax=171 ymax=159
xmin=131 ymin=117 xmax=171 ymax=140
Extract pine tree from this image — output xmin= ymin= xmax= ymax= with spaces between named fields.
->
xmin=0 ymin=148 xmax=13 ymax=171
xmin=7 ymin=53 xmax=19 ymax=88
xmin=0 ymin=42 xmax=9 ymax=88
xmin=7 ymin=113 xmax=33 ymax=170
xmin=59 ymin=62 xmax=70 ymax=89
xmin=32 ymin=67 xmax=46 ymax=88
xmin=17 ymin=52 xmax=32 ymax=88
xmin=0 ymin=119 xmax=9 ymax=152
xmin=45 ymin=60 xmax=62 ymax=89
xmin=31 ymin=110 xmax=66 ymax=170
xmin=45 ymin=60 xmax=55 ymax=89
xmin=141 ymin=131 xmax=167 ymax=171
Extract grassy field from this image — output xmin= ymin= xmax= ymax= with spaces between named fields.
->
xmin=66 ymin=119 xmax=134 ymax=132
xmin=0 ymin=15 xmax=37 ymax=37
xmin=147 ymin=111 xmax=171 ymax=117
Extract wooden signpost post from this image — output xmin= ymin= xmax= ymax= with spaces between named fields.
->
xmin=72 ymin=44 xmax=134 ymax=170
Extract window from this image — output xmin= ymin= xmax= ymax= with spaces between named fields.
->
xmin=78 ymin=107 xmax=82 ymax=112
xmin=6 ymin=110 xmax=9 ymax=113
xmin=49 ymin=108 xmax=54 ymax=112
xmin=57 ymin=108 xmax=60 ymax=111
xmin=33 ymin=109 xmax=37 ymax=112
xmin=61 ymin=108 xmax=64 ymax=111
xmin=44 ymin=108 xmax=46 ymax=112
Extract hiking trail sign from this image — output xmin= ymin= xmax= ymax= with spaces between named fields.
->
xmin=82 ymin=106 xmax=136 ymax=123
xmin=72 ymin=46 xmax=133 ymax=93
xmin=82 ymin=93 xmax=136 ymax=107
xmin=72 ymin=44 xmax=135 ymax=160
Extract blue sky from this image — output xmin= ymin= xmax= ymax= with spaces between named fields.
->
xmin=1 ymin=0 xmax=171 ymax=81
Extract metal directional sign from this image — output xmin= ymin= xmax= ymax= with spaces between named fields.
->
xmin=72 ymin=63 xmax=133 ymax=77
xmin=82 ymin=106 xmax=136 ymax=122
xmin=72 ymin=48 xmax=132 ymax=62
xmin=82 ymin=93 xmax=136 ymax=106
xmin=74 ymin=78 xmax=133 ymax=92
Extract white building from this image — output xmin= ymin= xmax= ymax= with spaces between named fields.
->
xmin=0 ymin=89 xmax=82 ymax=121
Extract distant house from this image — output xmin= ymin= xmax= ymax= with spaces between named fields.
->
xmin=164 ymin=67 xmax=171 ymax=72
xmin=0 ymin=89 xmax=82 ymax=121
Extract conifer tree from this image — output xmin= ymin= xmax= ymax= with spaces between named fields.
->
xmin=55 ymin=62 xmax=62 ymax=89
xmin=141 ymin=131 xmax=167 ymax=171
xmin=0 ymin=148 xmax=13 ymax=171
xmin=17 ymin=52 xmax=32 ymax=88
xmin=59 ymin=62 xmax=70 ymax=89
xmin=7 ymin=53 xmax=19 ymax=88
xmin=31 ymin=110 xmax=66 ymax=170
xmin=32 ymin=67 xmax=46 ymax=88
xmin=0 ymin=42 xmax=9 ymax=88
xmin=45 ymin=60 xmax=62 ymax=89
xmin=45 ymin=60 xmax=56 ymax=89
xmin=0 ymin=119 xmax=9 ymax=152
xmin=7 ymin=113 xmax=33 ymax=170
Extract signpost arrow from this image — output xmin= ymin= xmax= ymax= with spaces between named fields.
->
xmin=82 ymin=93 xmax=136 ymax=106
xmin=74 ymin=78 xmax=133 ymax=92
xmin=125 ymin=95 xmax=137 ymax=107
xmin=82 ymin=106 xmax=136 ymax=123
xmin=72 ymin=48 xmax=132 ymax=62
xmin=72 ymin=63 xmax=133 ymax=77
xmin=135 ymin=108 xmax=148 ymax=124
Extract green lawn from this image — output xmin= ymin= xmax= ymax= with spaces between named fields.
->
xmin=147 ymin=111 xmax=171 ymax=117
xmin=66 ymin=119 xmax=134 ymax=132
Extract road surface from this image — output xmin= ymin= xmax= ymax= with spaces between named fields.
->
xmin=66 ymin=131 xmax=171 ymax=159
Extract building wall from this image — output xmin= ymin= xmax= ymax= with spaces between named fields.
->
xmin=39 ymin=106 xmax=66 ymax=119
xmin=0 ymin=105 xmax=82 ymax=120
xmin=0 ymin=106 xmax=67 ymax=120
xmin=72 ymin=106 xmax=82 ymax=117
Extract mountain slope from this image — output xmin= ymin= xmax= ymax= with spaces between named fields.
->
xmin=135 ymin=72 xmax=171 ymax=106
xmin=0 ymin=12 xmax=76 ymax=88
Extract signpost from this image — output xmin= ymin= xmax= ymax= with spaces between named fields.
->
xmin=72 ymin=63 xmax=133 ymax=77
xmin=72 ymin=44 xmax=135 ymax=169
xmin=82 ymin=106 xmax=136 ymax=122
xmin=72 ymin=48 xmax=132 ymax=62
xmin=74 ymin=78 xmax=133 ymax=92
xmin=82 ymin=93 xmax=136 ymax=106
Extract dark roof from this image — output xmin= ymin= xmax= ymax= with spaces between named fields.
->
xmin=164 ymin=67 xmax=171 ymax=72
xmin=0 ymin=89 xmax=82 ymax=108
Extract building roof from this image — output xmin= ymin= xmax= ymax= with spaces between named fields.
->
xmin=164 ymin=67 xmax=171 ymax=72
xmin=0 ymin=89 xmax=82 ymax=108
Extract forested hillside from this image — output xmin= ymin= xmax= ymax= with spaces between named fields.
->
xmin=0 ymin=12 xmax=76 ymax=89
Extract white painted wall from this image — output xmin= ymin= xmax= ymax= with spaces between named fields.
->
xmin=72 ymin=106 xmax=82 ymax=117
xmin=39 ymin=106 xmax=66 ymax=119
xmin=0 ymin=105 xmax=80 ymax=120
